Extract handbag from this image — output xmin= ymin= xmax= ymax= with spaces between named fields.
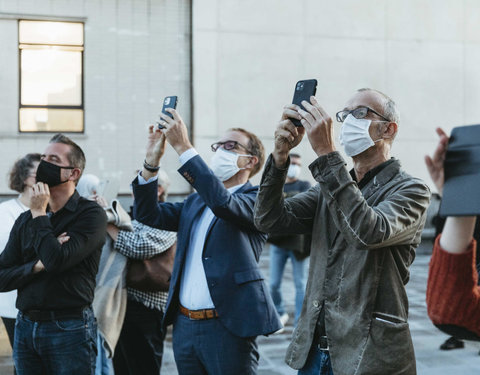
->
xmin=126 ymin=242 xmax=176 ymax=292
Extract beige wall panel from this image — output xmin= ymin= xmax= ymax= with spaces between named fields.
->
xmin=193 ymin=31 xmax=218 ymax=138
xmin=216 ymin=33 xmax=304 ymax=138
xmin=386 ymin=40 xmax=463 ymax=142
xmin=464 ymin=43 xmax=480 ymax=124
xmin=387 ymin=0 xmax=463 ymax=41
xmin=218 ymin=0 xmax=303 ymax=34
xmin=465 ymin=0 xmax=480 ymax=42
xmin=305 ymin=0 xmax=386 ymax=39
xmin=193 ymin=0 xmax=217 ymax=30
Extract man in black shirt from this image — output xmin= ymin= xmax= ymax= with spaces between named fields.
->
xmin=0 ymin=134 xmax=107 ymax=375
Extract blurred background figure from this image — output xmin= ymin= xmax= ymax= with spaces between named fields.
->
xmin=76 ymin=174 xmax=100 ymax=199
xmin=0 ymin=153 xmax=41 ymax=357
xmin=76 ymin=174 xmax=118 ymax=375
xmin=111 ymin=169 xmax=176 ymax=375
xmin=425 ymin=128 xmax=480 ymax=348
xmin=267 ymin=153 xmax=311 ymax=329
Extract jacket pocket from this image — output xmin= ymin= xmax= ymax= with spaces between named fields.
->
xmin=372 ymin=312 xmax=406 ymax=325
xmin=358 ymin=313 xmax=416 ymax=374
xmin=234 ymin=269 xmax=264 ymax=285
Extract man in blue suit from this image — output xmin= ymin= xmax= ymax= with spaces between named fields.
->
xmin=132 ymin=108 xmax=282 ymax=375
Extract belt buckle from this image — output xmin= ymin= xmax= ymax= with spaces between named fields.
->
xmin=317 ymin=336 xmax=329 ymax=351
xmin=188 ymin=310 xmax=193 ymax=319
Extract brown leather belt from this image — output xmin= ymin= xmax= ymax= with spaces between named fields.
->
xmin=180 ymin=304 xmax=219 ymax=320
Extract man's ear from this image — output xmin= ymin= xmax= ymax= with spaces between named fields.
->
xmin=246 ymin=155 xmax=259 ymax=170
xmin=383 ymin=122 xmax=398 ymax=139
xmin=69 ymin=168 xmax=82 ymax=183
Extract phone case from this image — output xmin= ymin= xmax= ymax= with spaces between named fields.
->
xmin=158 ymin=96 xmax=178 ymax=128
xmin=291 ymin=79 xmax=317 ymax=127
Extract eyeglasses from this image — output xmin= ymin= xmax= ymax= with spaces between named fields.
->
xmin=211 ymin=140 xmax=252 ymax=154
xmin=335 ymin=106 xmax=390 ymax=123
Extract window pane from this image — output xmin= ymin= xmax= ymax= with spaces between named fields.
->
xmin=20 ymin=108 xmax=83 ymax=132
xmin=19 ymin=20 xmax=83 ymax=45
xmin=21 ymin=48 xmax=82 ymax=106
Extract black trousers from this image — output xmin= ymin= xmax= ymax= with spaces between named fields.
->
xmin=113 ymin=299 xmax=166 ymax=375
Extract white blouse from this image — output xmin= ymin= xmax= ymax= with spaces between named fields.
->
xmin=0 ymin=198 xmax=29 ymax=318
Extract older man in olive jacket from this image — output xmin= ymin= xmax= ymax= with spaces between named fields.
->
xmin=254 ymin=88 xmax=430 ymax=375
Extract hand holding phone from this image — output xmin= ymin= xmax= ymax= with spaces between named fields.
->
xmin=290 ymin=79 xmax=317 ymax=127
xmin=158 ymin=96 xmax=178 ymax=129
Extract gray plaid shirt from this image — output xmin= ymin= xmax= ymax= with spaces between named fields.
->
xmin=114 ymin=220 xmax=177 ymax=311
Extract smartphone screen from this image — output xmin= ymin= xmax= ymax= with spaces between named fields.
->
xmin=290 ymin=79 xmax=317 ymax=127
xmin=158 ymin=96 xmax=178 ymax=129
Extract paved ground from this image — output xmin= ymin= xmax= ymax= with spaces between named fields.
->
xmin=0 ymin=240 xmax=479 ymax=374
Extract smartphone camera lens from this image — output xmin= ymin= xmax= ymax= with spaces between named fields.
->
xmin=296 ymin=82 xmax=304 ymax=91
xmin=164 ymin=97 xmax=170 ymax=105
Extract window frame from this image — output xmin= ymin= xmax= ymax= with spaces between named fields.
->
xmin=18 ymin=19 xmax=85 ymax=133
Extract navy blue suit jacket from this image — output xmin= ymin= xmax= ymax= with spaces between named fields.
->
xmin=133 ymin=155 xmax=281 ymax=338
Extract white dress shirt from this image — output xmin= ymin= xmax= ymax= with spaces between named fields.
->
xmin=138 ymin=148 xmax=243 ymax=310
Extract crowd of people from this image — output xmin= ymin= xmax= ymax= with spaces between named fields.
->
xmin=0 ymin=87 xmax=475 ymax=375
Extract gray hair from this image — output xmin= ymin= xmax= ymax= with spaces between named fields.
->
xmin=357 ymin=88 xmax=400 ymax=124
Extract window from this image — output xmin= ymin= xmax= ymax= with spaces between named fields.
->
xmin=19 ymin=20 xmax=84 ymax=132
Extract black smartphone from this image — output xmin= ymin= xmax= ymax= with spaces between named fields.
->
xmin=290 ymin=79 xmax=317 ymax=127
xmin=158 ymin=96 xmax=178 ymax=129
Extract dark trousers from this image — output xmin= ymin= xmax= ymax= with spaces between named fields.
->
xmin=13 ymin=308 xmax=97 ymax=375
xmin=113 ymin=299 xmax=165 ymax=375
xmin=172 ymin=313 xmax=259 ymax=375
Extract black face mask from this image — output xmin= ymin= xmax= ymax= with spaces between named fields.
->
xmin=36 ymin=160 xmax=75 ymax=187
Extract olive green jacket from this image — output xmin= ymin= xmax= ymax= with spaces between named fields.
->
xmin=254 ymin=152 xmax=431 ymax=375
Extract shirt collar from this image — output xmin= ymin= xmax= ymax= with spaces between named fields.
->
xmin=228 ymin=183 xmax=246 ymax=194
xmin=350 ymin=158 xmax=396 ymax=190
xmin=48 ymin=190 xmax=81 ymax=214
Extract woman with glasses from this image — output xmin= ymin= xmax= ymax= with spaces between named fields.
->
xmin=0 ymin=153 xmax=41 ymax=352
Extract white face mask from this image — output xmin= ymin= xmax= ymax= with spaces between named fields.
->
xmin=210 ymin=148 xmax=251 ymax=182
xmin=287 ymin=164 xmax=301 ymax=179
xmin=339 ymin=114 xmax=382 ymax=157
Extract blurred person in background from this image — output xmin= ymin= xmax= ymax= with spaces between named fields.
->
xmin=0 ymin=153 xmax=40 ymax=372
xmin=426 ymin=128 xmax=480 ymax=342
xmin=110 ymin=169 xmax=177 ymax=375
xmin=267 ymin=153 xmax=311 ymax=329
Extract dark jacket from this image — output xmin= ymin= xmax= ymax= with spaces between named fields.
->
xmin=255 ymin=152 xmax=431 ymax=375
xmin=133 ymin=155 xmax=281 ymax=338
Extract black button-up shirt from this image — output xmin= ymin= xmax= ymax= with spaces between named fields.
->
xmin=0 ymin=191 xmax=107 ymax=311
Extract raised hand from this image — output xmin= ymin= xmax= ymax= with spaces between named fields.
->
xmin=298 ymin=96 xmax=336 ymax=157
xmin=145 ymin=125 xmax=167 ymax=167
xmin=158 ymin=109 xmax=193 ymax=156
xmin=30 ymin=182 xmax=50 ymax=218
xmin=272 ymin=104 xmax=306 ymax=167
xmin=425 ymin=128 xmax=449 ymax=195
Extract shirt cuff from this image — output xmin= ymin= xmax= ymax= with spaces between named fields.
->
xmin=179 ymin=148 xmax=199 ymax=166
xmin=138 ymin=172 xmax=158 ymax=185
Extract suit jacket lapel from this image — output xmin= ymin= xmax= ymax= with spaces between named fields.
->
xmin=203 ymin=181 xmax=252 ymax=244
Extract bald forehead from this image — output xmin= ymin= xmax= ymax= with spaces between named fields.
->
xmin=344 ymin=90 xmax=385 ymax=113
